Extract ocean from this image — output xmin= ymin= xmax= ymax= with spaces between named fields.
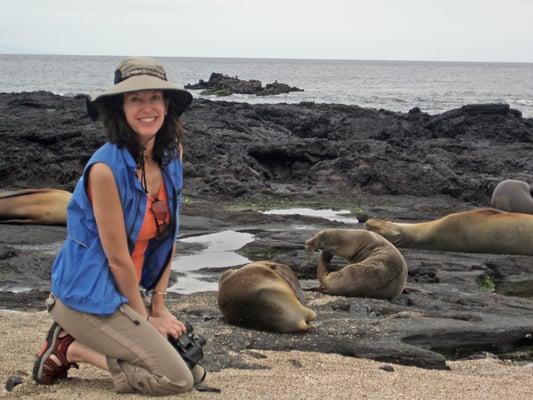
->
xmin=1 ymin=54 xmax=532 ymax=117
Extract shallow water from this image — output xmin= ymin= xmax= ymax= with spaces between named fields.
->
xmin=11 ymin=242 xmax=62 ymax=255
xmin=262 ymin=208 xmax=359 ymax=224
xmin=167 ymin=273 xmax=220 ymax=295
xmin=172 ymin=230 xmax=254 ymax=272
xmin=0 ymin=285 xmax=34 ymax=293
xmin=169 ymin=230 xmax=254 ymax=293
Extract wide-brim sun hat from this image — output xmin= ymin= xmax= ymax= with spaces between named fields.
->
xmin=86 ymin=56 xmax=193 ymax=121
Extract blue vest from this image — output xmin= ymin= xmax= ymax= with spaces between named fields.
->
xmin=51 ymin=143 xmax=182 ymax=316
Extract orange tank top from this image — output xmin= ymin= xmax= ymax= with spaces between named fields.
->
xmin=131 ymin=182 xmax=170 ymax=282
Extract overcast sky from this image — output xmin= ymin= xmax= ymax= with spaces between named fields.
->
xmin=1 ymin=0 xmax=532 ymax=62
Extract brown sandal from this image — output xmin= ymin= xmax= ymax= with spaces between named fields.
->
xmin=33 ymin=322 xmax=78 ymax=385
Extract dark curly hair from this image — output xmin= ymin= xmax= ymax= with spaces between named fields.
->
xmin=95 ymin=92 xmax=184 ymax=167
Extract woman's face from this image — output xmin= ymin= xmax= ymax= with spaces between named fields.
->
xmin=123 ymin=90 xmax=168 ymax=143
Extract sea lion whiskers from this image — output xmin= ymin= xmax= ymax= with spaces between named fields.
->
xmin=364 ymin=219 xmax=402 ymax=246
xmin=305 ymin=232 xmax=342 ymax=255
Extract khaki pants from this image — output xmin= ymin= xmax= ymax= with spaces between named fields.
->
xmin=49 ymin=297 xmax=205 ymax=396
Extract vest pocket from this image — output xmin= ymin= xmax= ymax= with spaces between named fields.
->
xmin=66 ymin=231 xmax=90 ymax=248
xmin=70 ymin=237 xmax=88 ymax=248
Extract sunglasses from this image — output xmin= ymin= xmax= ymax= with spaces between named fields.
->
xmin=151 ymin=199 xmax=170 ymax=239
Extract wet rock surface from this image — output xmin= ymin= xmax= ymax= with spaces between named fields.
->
xmin=1 ymin=91 xmax=532 ymax=370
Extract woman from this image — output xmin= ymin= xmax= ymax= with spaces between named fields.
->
xmin=32 ymin=57 xmax=205 ymax=395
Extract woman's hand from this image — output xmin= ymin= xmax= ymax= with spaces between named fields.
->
xmin=148 ymin=303 xmax=186 ymax=338
xmin=148 ymin=312 xmax=187 ymax=338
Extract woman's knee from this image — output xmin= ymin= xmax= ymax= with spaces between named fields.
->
xmin=147 ymin=355 xmax=194 ymax=394
xmin=112 ymin=357 xmax=194 ymax=395
xmin=148 ymin=369 xmax=194 ymax=395
xmin=164 ymin=363 xmax=194 ymax=393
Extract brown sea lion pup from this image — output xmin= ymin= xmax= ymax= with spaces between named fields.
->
xmin=305 ymin=229 xmax=407 ymax=299
xmin=490 ymin=179 xmax=533 ymax=214
xmin=0 ymin=189 xmax=71 ymax=225
xmin=218 ymin=261 xmax=317 ymax=333
xmin=364 ymin=208 xmax=533 ymax=256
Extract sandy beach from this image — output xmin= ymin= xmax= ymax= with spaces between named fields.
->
xmin=2 ymin=310 xmax=532 ymax=400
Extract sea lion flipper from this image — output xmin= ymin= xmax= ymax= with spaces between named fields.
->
xmin=296 ymin=319 xmax=311 ymax=331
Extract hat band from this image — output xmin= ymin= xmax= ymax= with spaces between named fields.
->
xmin=114 ymin=67 xmax=167 ymax=84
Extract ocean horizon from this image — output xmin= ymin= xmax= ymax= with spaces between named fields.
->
xmin=1 ymin=53 xmax=532 ymax=117
xmin=4 ymin=51 xmax=533 ymax=63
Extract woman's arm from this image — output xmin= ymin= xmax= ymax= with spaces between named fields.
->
xmin=149 ymin=245 xmax=187 ymax=336
xmin=88 ymin=163 xmax=147 ymax=318
xmin=150 ymin=245 xmax=175 ymax=310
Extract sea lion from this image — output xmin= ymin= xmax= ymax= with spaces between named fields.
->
xmin=364 ymin=208 xmax=533 ymax=256
xmin=218 ymin=261 xmax=317 ymax=333
xmin=0 ymin=189 xmax=71 ymax=225
xmin=305 ymin=229 xmax=407 ymax=299
xmin=490 ymin=179 xmax=533 ymax=214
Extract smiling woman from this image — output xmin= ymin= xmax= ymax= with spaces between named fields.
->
xmin=31 ymin=57 xmax=208 ymax=396
xmin=123 ymin=90 xmax=168 ymax=141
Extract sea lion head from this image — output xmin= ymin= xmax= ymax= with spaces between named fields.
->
xmin=305 ymin=229 xmax=341 ymax=253
xmin=364 ymin=218 xmax=402 ymax=246
xmin=306 ymin=229 xmax=375 ymax=261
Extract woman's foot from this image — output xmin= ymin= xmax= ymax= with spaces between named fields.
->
xmin=32 ymin=322 xmax=78 ymax=385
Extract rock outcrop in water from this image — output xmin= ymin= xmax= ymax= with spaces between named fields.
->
xmin=185 ymin=72 xmax=304 ymax=96
xmin=1 ymin=91 xmax=533 ymax=371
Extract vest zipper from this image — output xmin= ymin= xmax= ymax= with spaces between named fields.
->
xmin=127 ymin=183 xmax=145 ymax=252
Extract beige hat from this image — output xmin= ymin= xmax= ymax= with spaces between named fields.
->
xmin=86 ymin=56 xmax=192 ymax=120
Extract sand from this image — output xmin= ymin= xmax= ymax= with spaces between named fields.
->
xmin=1 ymin=310 xmax=532 ymax=400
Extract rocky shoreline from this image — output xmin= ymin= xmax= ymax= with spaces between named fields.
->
xmin=1 ymin=91 xmax=533 ymax=373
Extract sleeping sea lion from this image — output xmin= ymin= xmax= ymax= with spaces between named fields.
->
xmin=364 ymin=208 xmax=533 ymax=256
xmin=490 ymin=179 xmax=533 ymax=214
xmin=218 ymin=261 xmax=316 ymax=333
xmin=0 ymin=189 xmax=71 ymax=225
xmin=305 ymin=229 xmax=407 ymax=299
